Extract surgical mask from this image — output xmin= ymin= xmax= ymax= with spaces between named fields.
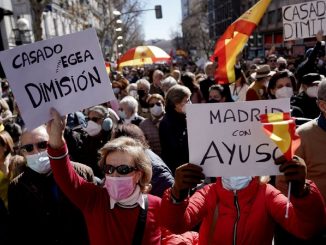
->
xmin=306 ymin=86 xmax=319 ymax=98
xmin=84 ymin=120 xmax=101 ymax=136
xmin=137 ymin=90 xmax=146 ymax=98
xmin=26 ymin=151 xmax=51 ymax=174
xmin=118 ymin=110 xmax=126 ymax=120
xmin=222 ymin=176 xmax=252 ymax=191
xmin=275 ymin=87 xmax=293 ymax=99
xmin=102 ymin=118 xmax=113 ymax=131
xmin=150 ymin=104 xmax=164 ymax=117
xmin=181 ymin=100 xmax=191 ymax=114
xmin=113 ymin=88 xmax=120 ymax=94
xmin=104 ymin=176 xmax=135 ymax=201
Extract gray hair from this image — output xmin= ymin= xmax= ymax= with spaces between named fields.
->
xmin=136 ymin=79 xmax=150 ymax=91
xmin=318 ymin=79 xmax=326 ymax=101
xmin=165 ymin=84 xmax=191 ymax=111
xmin=204 ymin=61 xmax=214 ymax=75
xmin=161 ymin=76 xmax=177 ymax=93
xmin=119 ymin=95 xmax=139 ymax=114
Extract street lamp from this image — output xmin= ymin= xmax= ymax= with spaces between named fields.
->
xmin=113 ymin=10 xmax=121 ymax=16
xmin=115 ymin=27 xmax=122 ymax=32
xmin=116 ymin=19 xmax=122 ymax=24
xmin=117 ymin=36 xmax=123 ymax=40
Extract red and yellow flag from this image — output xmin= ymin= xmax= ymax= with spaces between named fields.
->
xmin=260 ymin=112 xmax=300 ymax=161
xmin=210 ymin=0 xmax=271 ymax=84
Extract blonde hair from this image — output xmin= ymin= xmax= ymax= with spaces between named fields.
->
xmin=98 ymin=136 xmax=152 ymax=193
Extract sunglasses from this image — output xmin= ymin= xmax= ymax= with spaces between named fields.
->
xmin=103 ymin=164 xmax=137 ymax=175
xmin=148 ymin=102 xmax=162 ymax=108
xmin=21 ymin=141 xmax=48 ymax=153
xmin=87 ymin=116 xmax=103 ymax=123
xmin=269 ymin=59 xmax=277 ymax=62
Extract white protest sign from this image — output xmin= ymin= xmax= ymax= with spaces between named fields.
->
xmin=187 ymin=99 xmax=290 ymax=177
xmin=283 ymin=0 xmax=326 ymax=41
xmin=0 ymin=28 xmax=115 ymax=130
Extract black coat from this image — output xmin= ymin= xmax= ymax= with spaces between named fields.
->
xmin=8 ymin=164 xmax=91 ymax=245
xmin=291 ymin=92 xmax=320 ymax=120
xmin=159 ymin=109 xmax=189 ymax=175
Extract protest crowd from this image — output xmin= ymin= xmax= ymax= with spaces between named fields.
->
xmin=0 ymin=1 xmax=326 ymax=245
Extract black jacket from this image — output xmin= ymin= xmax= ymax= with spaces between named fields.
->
xmin=8 ymin=163 xmax=92 ymax=245
xmin=291 ymin=92 xmax=320 ymax=120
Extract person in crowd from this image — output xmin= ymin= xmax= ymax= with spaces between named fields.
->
xmin=267 ymin=70 xmax=304 ymax=118
xmin=161 ymin=76 xmax=177 ymax=96
xmin=267 ymin=54 xmax=278 ymax=71
xmin=277 ymin=57 xmax=288 ymax=72
xmin=160 ymin=157 xmax=326 ymax=244
xmin=111 ymin=123 xmax=174 ymax=198
xmin=0 ymin=99 xmax=13 ymax=125
xmin=128 ymin=68 xmax=139 ymax=84
xmin=118 ymin=96 xmax=144 ymax=126
xmin=8 ymin=155 xmax=26 ymax=181
xmin=229 ymin=68 xmax=249 ymax=102
xmin=150 ymin=69 xmax=164 ymax=96
xmin=8 ymin=125 xmax=92 ymax=245
xmin=296 ymin=31 xmax=324 ymax=87
xmin=159 ymin=85 xmax=191 ymax=175
xmin=291 ymin=73 xmax=321 ymax=119
xmin=75 ymin=106 xmax=113 ymax=177
xmin=0 ymin=196 xmax=8 ymax=244
xmin=207 ymin=84 xmax=231 ymax=103
xmin=275 ymin=79 xmax=326 ymax=244
xmin=47 ymin=109 xmax=162 ymax=244
xmin=246 ymin=63 xmax=258 ymax=84
xmin=246 ymin=64 xmax=273 ymax=101
xmin=4 ymin=122 xmax=22 ymax=154
xmin=112 ymin=77 xmax=129 ymax=100
xmin=0 ymin=131 xmax=14 ymax=208
xmin=127 ymin=83 xmax=138 ymax=99
xmin=181 ymin=72 xmax=203 ymax=104
xmin=139 ymin=94 xmax=165 ymax=156
xmin=171 ymin=69 xmax=181 ymax=83
xmin=200 ymin=62 xmax=216 ymax=102
xmin=136 ymin=79 xmax=151 ymax=118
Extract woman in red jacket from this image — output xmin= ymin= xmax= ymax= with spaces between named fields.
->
xmin=160 ymin=159 xmax=326 ymax=245
xmin=47 ymin=108 xmax=161 ymax=245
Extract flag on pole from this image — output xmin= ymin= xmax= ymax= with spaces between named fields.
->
xmin=210 ymin=0 xmax=271 ymax=84
xmin=260 ymin=112 xmax=300 ymax=161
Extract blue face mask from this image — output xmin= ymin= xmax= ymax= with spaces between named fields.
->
xmin=222 ymin=176 xmax=252 ymax=191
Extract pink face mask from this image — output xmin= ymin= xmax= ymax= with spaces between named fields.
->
xmin=104 ymin=176 xmax=135 ymax=201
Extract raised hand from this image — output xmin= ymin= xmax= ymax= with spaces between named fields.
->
xmin=47 ymin=108 xmax=67 ymax=149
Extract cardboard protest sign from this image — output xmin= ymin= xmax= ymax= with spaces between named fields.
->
xmin=283 ymin=0 xmax=326 ymax=41
xmin=186 ymin=99 xmax=290 ymax=177
xmin=0 ymin=28 xmax=115 ymax=129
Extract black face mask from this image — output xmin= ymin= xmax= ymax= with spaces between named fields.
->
xmin=137 ymin=90 xmax=146 ymax=98
xmin=208 ymin=99 xmax=220 ymax=103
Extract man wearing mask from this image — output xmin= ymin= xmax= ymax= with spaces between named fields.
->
xmin=200 ymin=62 xmax=216 ymax=102
xmin=136 ymin=79 xmax=151 ymax=118
xmin=8 ymin=125 xmax=91 ymax=245
xmin=149 ymin=70 xmax=164 ymax=96
xmin=291 ymin=73 xmax=321 ymax=119
xmin=82 ymin=106 xmax=113 ymax=177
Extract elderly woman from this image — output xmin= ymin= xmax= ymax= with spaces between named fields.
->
xmin=159 ymin=85 xmax=191 ymax=175
xmin=118 ymin=96 xmax=144 ymax=126
xmin=139 ymin=94 xmax=165 ymax=156
xmin=136 ymin=79 xmax=151 ymax=118
xmin=47 ymin=108 xmax=161 ymax=244
xmin=161 ymin=76 xmax=177 ymax=96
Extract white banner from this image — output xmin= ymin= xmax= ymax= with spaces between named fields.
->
xmin=283 ymin=0 xmax=326 ymax=41
xmin=0 ymin=28 xmax=115 ymax=129
xmin=187 ymin=99 xmax=291 ymax=177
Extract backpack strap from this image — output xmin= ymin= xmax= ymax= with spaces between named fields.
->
xmin=132 ymin=195 xmax=148 ymax=245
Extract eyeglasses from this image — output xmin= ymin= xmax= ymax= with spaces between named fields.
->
xmin=148 ymin=102 xmax=161 ymax=108
xmin=103 ymin=164 xmax=137 ymax=175
xmin=269 ymin=59 xmax=277 ymax=62
xmin=86 ymin=116 xmax=103 ymax=123
xmin=20 ymin=141 xmax=48 ymax=153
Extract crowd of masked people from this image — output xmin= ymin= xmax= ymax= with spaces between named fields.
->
xmin=0 ymin=34 xmax=325 ymax=245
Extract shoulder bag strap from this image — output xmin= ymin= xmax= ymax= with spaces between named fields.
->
xmin=132 ymin=195 xmax=148 ymax=245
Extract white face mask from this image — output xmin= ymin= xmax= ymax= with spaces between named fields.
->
xmin=275 ymin=86 xmax=293 ymax=99
xmin=129 ymin=90 xmax=138 ymax=98
xmin=181 ymin=99 xmax=191 ymax=114
xmin=150 ymin=104 xmax=164 ymax=117
xmin=104 ymin=176 xmax=135 ymax=201
xmin=222 ymin=176 xmax=252 ymax=191
xmin=306 ymin=86 xmax=319 ymax=98
xmin=84 ymin=120 xmax=101 ymax=136
xmin=26 ymin=151 xmax=51 ymax=174
xmin=113 ymin=88 xmax=120 ymax=94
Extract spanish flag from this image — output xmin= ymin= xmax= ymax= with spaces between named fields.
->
xmin=260 ymin=112 xmax=300 ymax=161
xmin=210 ymin=0 xmax=271 ymax=84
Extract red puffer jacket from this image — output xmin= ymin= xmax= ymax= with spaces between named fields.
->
xmin=161 ymin=177 xmax=326 ymax=245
